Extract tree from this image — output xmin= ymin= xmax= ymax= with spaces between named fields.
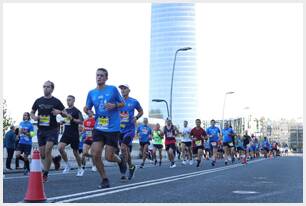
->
xmin=2 ymin=99 xmax=15 ymax=135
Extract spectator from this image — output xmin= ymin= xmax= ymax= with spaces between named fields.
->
xmin=14 ymin=128 xmax=20 ymax=169
xmin=5 ymin=125 xmax=16 ymax=170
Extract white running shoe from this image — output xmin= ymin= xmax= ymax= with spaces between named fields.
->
xmin=91 ymin=166 xmax=97 ymax=172
xmin=182 ymin=160 xmax=187 ymax=165
xmin=170 ymin=163 xmax=176 ymax=168
xmin=76 ymin=168 xmax=84 ymax=177
xmin=62 ymin=166 xmax=70 ymax=174
xmin=189 ymin=160 xmax=193 ymax=165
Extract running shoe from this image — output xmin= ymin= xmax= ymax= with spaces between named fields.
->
xmin=63 ymin=165 xmax=71 ymax=174
xmin=76 ymin=168 xmax=84 ymax=176
xmin=128 ymin=164 xmax=136 ymax=180
xmin=92 ymin=165 xmax=97 ymax=172
xmin=117 ymin=155 xmax=127 ymax=175
xmin=98 ymin=178 xmax=110 ymax=189
xmin=43 ymin=172 xmax=48 ymax=183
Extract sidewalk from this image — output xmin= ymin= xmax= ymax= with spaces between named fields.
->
xmin=3 ymin=143 xmax=169 ymax=174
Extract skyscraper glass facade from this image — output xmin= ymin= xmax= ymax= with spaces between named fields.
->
xmin=149 ymin=3 xmax=199 ymax=127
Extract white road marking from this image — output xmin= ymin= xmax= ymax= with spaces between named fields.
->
xmin=232 ymin=190 xmax=259 ymax=194
xmin=52 ymin=159 xmax=265 ymax=202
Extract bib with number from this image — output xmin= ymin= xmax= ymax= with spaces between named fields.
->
xmin=120 ymin=112 xmax=129 ymax=123
xmin=195 ymin=140 xmax=202 ymax=146
xmin=96 ymin=117 xmax=109 ymax=130
xmin=85 ymin=130 xmax=93 ymax=137
xmin=64 ymin=117 xmax=71 ymax=126
xmin=228 ymin=142 xmax=234 ymax=147
xmin=211 ymin=142 xmax=217 ymax=147
xmin=39 ymin=115 xmax=50 ymax=126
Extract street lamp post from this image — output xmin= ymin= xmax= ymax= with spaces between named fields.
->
xmin=152 ymin=99 xmax=170 ymax=119
xmin=169 ymin=47 xmax=192 ymax=120
xmin=221 ymin=91 xmax=235 ymax=130
xmin=296 ymin=117 xmax=302 ymax=153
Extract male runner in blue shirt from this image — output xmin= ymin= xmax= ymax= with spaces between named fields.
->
xmin=84 ymin=68 xmax=126 ymax=189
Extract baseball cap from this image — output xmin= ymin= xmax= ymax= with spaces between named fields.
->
xmin=118 ymin=84 xmax=130 ymax=89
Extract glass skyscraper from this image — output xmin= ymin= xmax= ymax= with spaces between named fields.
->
xmin=149 ymin=3 xmax=199 ymax=127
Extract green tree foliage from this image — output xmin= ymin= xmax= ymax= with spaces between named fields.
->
xmin=2 ymin=99 xmax=15 ymax=135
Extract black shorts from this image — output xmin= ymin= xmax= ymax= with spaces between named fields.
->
xmin=78 ymin=149 xmax=83 ymax=154
xmin=237 ymin=147 xmax=245 ymax=151
xmin=140 ymin=142 xmax=150 ymax=147
xmin=37 ymin=128 xmax=59 ymax=147
xmin=182 ymin=142 xmax=192 ymax=147
xmin=165 ymin=143 xmax=176 ymax=151
xmin=93 ymin=129 xmax=120 ymax=148
xmin=204 ymin=148 xmax=211 ymax=153
xmin=153 ymin=144 xmax=163 ymax=149
xmin=60 ymin=134 xmax=80 ymax=151
xmin=223 ymin=142 xmax=234 ymax=148
xmin=192 ymin=146 xmax=204 ymax=154
xmin=119 ymin=133 xmax=133 ymax=146
xmin=16 ymin=143 xmax=32 ymax=156
xmin=84 ymin=139 xmax=93 ymax=146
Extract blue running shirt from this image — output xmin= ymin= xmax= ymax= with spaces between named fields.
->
xmin=222 ymin=127 xmax=235 ymax=143
xmin=119 ymin=97 xmax=142 ymax=134
xmin=86 ymin=85 xmax=124 ymax=132
xmin=206 ymin=126 xmax=221 ymax=142
xmin=19 ymin=121 xmax=34 ymax=145
xmin=137 ymin=124 xmax=152 ymax=143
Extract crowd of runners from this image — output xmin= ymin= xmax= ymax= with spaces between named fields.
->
xmin=4 ymin=68 xmax=287 ymax=189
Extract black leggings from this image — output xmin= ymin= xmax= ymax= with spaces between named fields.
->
xmin=6 ymin=148 xmax=15 ymax=169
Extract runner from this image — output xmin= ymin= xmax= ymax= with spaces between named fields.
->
xmin=261 ymin=136 xmax=270 ymax=158
xmin=152 ymin=123 xmax=164 ymax=166
xmin=249 ymin=134 xmax=257 ymax=159
xmin=118 ymin=84 xmax=143 ymax=180
xmin=190 ymin=119 xmax=207 ymax=167
xmin=58 ymin=95 xmax=84 ymax=176
xmin=15 ymin=112 xmax=34 ymax=175
xmin=30 ymin=80 xmax=65 ymax=182
xmin=81 ymin=110 xmax=96 ymax=173
xmin=163 ymin=118 xmax=178 ymax=168
xmin=203 ymin=139 xmax=211 ymax=160
xmin=84 ymin=68 xmax=126 ymax=189
xmin=235 ymin=134 xmax=245 ymax=163
xmin=242 ymin=131 xmax=251 ymax=163
xmin=206 ymin=119 xmax=221 ymax=166
xmin=221 ymin=121 xmax=236 ymax=165
xmin=180 ymin=120 xmax=193 ymax=165
xmin=136 ymin=118 xmax=152 ymax=169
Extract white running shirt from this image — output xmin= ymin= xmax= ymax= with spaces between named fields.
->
xmin=181 ymin=127 xmax=192 ymax=142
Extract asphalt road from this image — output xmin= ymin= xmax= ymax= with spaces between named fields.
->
xmin=3 ymin=155 xmax=303 ymax=203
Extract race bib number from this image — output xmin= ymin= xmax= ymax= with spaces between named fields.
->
xmin=96 ymin=117 xmax=109 ymax=130
xmin=120 ymin=112 xmax=129 ymax=123
xmin=166 ymin=132 xmax=173 ymax=138
xmin=85 ymin=131 xmax=93 ymax=137
xmin=64 ymin=117 xmax=71 ymax=126
xmin=39 ymin=115 xmax=50 ymax=126
xmin=195 ymin=140 xmax=202 ymax=146
xmin=229 ymin=142 xmax=234 ymax=147
xmin=142 ymin=128 xmax=148 ymax=135
xmin=211 ymin=142 xmax=217 ymax=147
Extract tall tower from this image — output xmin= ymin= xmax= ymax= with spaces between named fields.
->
xmin=149 ymin=3 xmax=198 ymax=127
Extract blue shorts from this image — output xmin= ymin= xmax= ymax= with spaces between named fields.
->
xmin=119 ymin=130 xmax=134 ymax=146
xmin=250 ymin=145 xmax=257 ymax=152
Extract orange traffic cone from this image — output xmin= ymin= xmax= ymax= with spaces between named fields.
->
xmin=24 ymin=150 xmax=47 ymax=202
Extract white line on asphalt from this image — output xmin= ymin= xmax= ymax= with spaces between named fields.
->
xmin=3 ymin=170 xmax=77 ymax=180
xmin=54 ymin=159 xmax=265 ymax=203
